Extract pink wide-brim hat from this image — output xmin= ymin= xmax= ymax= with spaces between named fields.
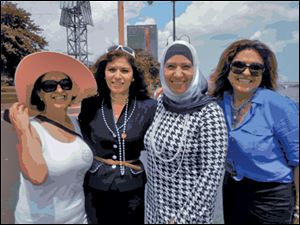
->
xmin=14 ymin=51 xmax=98 ymax=114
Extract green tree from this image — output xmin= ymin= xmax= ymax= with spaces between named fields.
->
xmin=135 ymin=49 xmax=161 ymax=97
xmin=1 ymin=2 xmax=48 ymax=80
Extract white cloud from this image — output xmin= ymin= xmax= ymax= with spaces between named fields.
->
xmin=135 ymin=17 xmax=156 ymax=26
xmin=249 ymin=29 xmax=299 ymax=53
xmin=251 ymin=31 xmax=263 ymax=40
xmin=12 ymin=1 xmax=146 ymax=62
xmin=124 ymin=1 xmax=145 ymax=19
xmin=155 ymin=1 xmax=299 ymax=78
xmin=10 ymin=1 xmax=298 ymax=81
xmin=162 ymin=1 xmax=298 ymax=40
xmin=91 ymin=2 xmax=117 ymax=23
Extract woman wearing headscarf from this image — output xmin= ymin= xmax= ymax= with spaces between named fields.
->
xmin=144 ymin=40 xmax=228 ymax=224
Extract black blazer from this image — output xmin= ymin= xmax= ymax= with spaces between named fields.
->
xmin=79 ymin=96 xmax=157 ymax=192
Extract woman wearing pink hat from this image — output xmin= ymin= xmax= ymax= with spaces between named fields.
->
xmin=8 ymin=51 xmax=97 ymax=224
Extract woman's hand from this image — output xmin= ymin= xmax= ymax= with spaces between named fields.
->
xmin=9 ymin=102 xmax=31 ymax=136
xmin=169 ymin=218 xmax=177 ymax=224
xmin=154 ymin=87 xmax=163 ymax=99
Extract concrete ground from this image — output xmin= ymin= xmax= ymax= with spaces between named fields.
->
xmin=1 ymin=104 xmax=20 ymax=224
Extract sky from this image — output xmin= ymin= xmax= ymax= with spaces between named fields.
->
xmin=11 ymin=1 xmax=299 ymax=82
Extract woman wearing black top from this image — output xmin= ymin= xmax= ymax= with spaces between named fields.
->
xmin=78 ymin=45 xmax=157 ymax=224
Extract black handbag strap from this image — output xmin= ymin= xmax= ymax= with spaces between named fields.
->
xmin=3 ymin=109 xmax=82 ymax=138
xmin=36 ymin=115 xmax=82 ymax=138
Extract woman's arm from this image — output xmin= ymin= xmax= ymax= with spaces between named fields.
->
xmin=271 ymin=98 xmax=299 ymax=223
xmin=9 ymin=102 xmax=48 ymax=185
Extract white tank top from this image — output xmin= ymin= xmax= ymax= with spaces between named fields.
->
xmin=15 ymin=116 xmax=93 ymax=224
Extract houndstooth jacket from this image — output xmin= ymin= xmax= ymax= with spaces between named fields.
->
xmin=144 ymin=97 xmax=228 ymax=224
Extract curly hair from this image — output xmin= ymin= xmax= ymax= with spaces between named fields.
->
xmin=90 ymin=50 xmax=149 ymax=101
xmin=135 ymin=49 xmax=161 ymax=97
xmin=209 ymin=39 xmax=278 ymax=100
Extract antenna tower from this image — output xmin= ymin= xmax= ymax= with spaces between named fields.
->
xmin=59 ymin=1 xmax=93 ymax=65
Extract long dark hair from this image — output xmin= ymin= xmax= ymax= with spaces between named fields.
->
xmin=209 ymin=39 xmax=278 ymax=100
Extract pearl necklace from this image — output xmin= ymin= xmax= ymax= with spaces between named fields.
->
xmin=149 ymin=107 xmax=189 ymax=180
xmin=149 ymin=107 xmax=189 ymax=223
xmin=101 ymin=97 xmax=136 ymax=175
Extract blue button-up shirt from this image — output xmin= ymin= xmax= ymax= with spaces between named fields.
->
xmin=219 ymin=88 xmax=299 ymax=183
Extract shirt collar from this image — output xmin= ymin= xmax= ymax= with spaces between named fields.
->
xmin=224 ymin=88 xmax=264 ymax=105
xmin=251 ymin=88 xmax=264 ymax=105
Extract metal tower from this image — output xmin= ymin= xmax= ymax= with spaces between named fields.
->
xmin=59 ymin=1 xmax=93 ymax=65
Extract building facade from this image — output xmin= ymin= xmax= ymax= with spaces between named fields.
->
xmin=127 ymin=24 xmax=158 ymax=60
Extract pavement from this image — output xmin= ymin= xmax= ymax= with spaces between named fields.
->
xmin=1 ymin=110 xmax=19 ymax=224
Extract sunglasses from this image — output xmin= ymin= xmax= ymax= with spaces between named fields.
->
xmin=230 ymin=61 xmax=265 ymax=77
xmin=106 ymin=45 xmax=135 ymax=58
xmin=41 ymin=78 xmax=73 ymax=93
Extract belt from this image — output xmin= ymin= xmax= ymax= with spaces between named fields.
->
xmin=94 ymin=156 xmax=142 ymax=171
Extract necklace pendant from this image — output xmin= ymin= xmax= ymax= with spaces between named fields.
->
xmin=121 ymin=132 xmax=127 ymax=140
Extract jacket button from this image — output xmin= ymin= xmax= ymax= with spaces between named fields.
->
xmin=112 ymin=155 xmax=117 ymax=160
xmin=112 ymin=165 xmax=116 ymax=169
xmin=113 ymin=144 xmax=117 ymax=149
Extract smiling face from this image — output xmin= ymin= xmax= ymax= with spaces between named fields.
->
xmin=228 ymin=49 xmax=263 ymax=95
xmin=105 ymin=57 xmax=134 ymax=95
xmin=38 ymin=71 xmax=75 ymax=110
xmin=164 ymin=55 xmax=194 ymax=94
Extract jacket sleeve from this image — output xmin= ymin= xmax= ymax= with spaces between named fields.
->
xmin=175 ymin=103 xmax=228 ymax=224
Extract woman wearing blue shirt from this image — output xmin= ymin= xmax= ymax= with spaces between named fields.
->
xmin=209 ymin=39 xmax=299 ymax=224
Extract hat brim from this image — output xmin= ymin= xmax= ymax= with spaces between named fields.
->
xmin=14 ymin=51 xmax=97 ymax=114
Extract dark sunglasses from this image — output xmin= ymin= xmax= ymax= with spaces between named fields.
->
xmin=106 ymin=45 xmax=135 ymax=58
xmin=230 ymin=61 xmax=265 ymax=77
xmin=41 ymin=78 xmax=73 ymax=93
